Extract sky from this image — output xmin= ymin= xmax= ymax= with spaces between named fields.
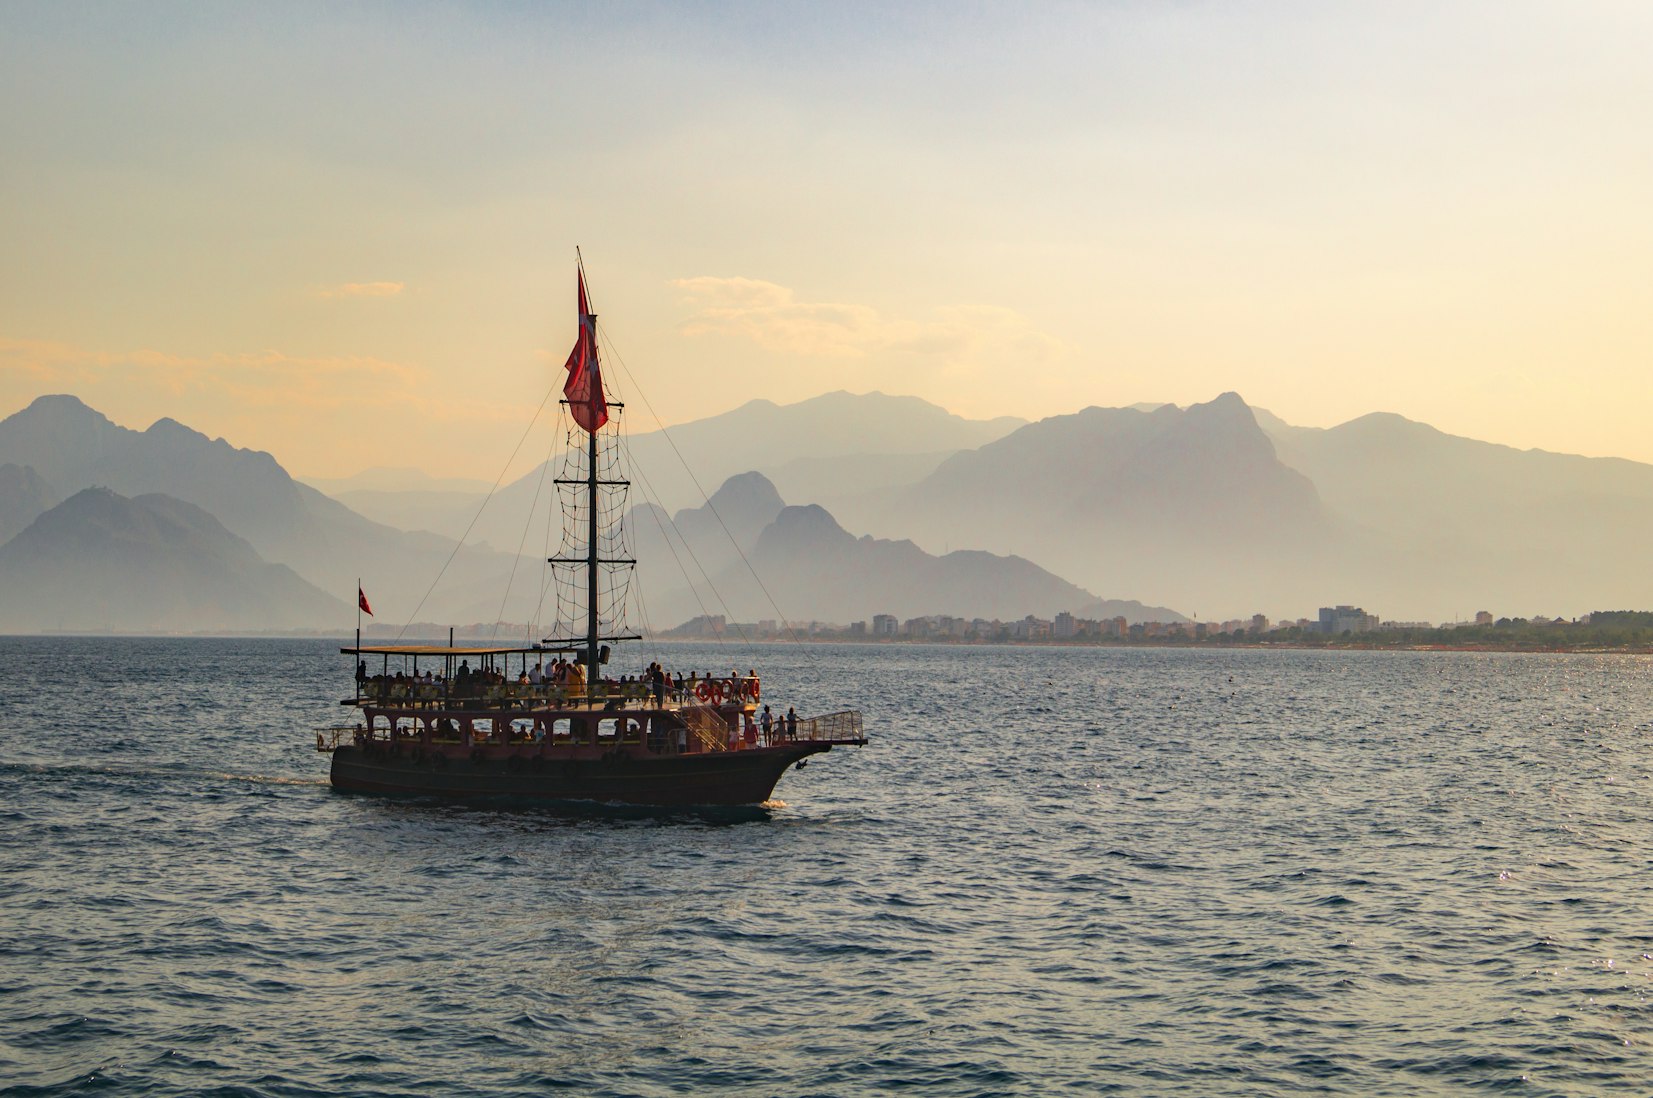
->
xmin=3 ymin=1 xmax=1651 ymax=481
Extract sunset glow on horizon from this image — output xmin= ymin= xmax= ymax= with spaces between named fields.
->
xmin=3 ymin=2 xmax=1651 ymax=481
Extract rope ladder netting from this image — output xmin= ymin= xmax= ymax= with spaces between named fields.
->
xmin=547 ymin=402 xmax=636 ymax=649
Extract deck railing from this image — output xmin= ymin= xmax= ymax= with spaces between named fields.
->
xmin=677 ymin=705 xmax=730 ymax=753
xmin=318 ymin=708 xmax=864 ymax=755
xmin=794 ymin=710 xmax=865 ymax=743
xmin=351 ymin=677 xmax=761 ymax=709
xmin=314 ymin=725 xmax=357 ymax=752
xmin=349 ymin=685 xmax=696 ymax=709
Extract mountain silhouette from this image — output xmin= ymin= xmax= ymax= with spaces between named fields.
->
xmin=0 ymin=463 xmax=59 ymax=545
xmin=0 ymin=488 xmax=346 ymax=631
xmin=850 ymin=392 xmax=1335 ymax=613
xmin=372 ymin=390 xmax=1026 ymax=547
xmin=0 ymin=395 xmax=519 ymax=624
xmin=638 ymin=473 xmax=1182 ymax=626
xmin=1257 ymin=409 xmax=1653 ymax=616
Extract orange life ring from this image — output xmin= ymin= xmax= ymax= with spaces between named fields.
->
xmin=744 ymin=679 xmax=759 ymax=701
xmin=709 ymin=680 xmax=726 ymax=704
xmin=694 ymin=681 xmax=712 ymax=702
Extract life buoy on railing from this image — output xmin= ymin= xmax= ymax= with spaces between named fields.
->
xmin=743 ymin=679 xmax=759 ymax=701
xmin=694 ymin=681 xmax=713 ymax=702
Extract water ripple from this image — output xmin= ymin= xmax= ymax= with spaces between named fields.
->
xmin=4 ymin=640 xmax=1653 ymax=1093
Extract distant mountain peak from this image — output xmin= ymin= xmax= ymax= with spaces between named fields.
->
xmin=5 ymin=393 xmax=118 ymax=433
xmin=1184 ymin=391 xmax=1253 ymax=421
xmin=772 ymin=502 xmax=845 ymax=535
xmin=24 ymin=393 xmax=100 ymax=415
xmin=0 ymin=486 xmax=346 ymax=631
xmin=1336 ymin=410 xmax=1436 ymax=436
xmin=727 ymin=397 xmax=781 ymax=415
xmin=706 ymin=470 xmax=783 ymax=512
xmin=144 ymin=416 xmax=214 ymax=445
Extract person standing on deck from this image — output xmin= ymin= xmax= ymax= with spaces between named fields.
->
xmin=786 ymin=707 xmax=797 ymax=739
xmin=760 ymin=705 xmax=773 ymax=742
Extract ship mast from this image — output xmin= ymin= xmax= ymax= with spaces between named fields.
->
xmin=585 ymin=369 xmax=600 ymax=689
xmin=545 ymin=255 xmax=636 ymax=696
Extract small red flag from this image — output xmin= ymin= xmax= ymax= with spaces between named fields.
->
xmin=358 ymin=586 xmax=373 ymax=616
xmin=562 ymin=268 xmax=609 ymax=433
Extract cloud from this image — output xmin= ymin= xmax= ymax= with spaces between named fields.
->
xmin=671 ymin=277 xmax=878 ymax=357
xmin=0 ymin=338 xmax=423 ymax=409
xmin=670 ymin=276 xmax=1066 ymax=366
xmin=0 ymin=335 xmax=552 ymax=477
xmin=316 ymin=281 xmax=406 ymax=299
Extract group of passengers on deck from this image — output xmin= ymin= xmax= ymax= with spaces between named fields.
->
xmin=356 ymin=657 xmax=763 ymax=711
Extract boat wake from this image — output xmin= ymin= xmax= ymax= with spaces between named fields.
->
xmin=208 ymin=772 xmax=331 ymax=788
xmin=0 ymin=759 xmax=328 ymax=789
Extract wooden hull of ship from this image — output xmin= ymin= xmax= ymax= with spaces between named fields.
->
xmin=328 ymin=741 xmax=836 ymax=807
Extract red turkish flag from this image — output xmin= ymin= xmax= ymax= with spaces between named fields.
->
xmin=358 ymin=586 xmax=373 ymax=616
xmin=562 ymin=269 xmax=609 ymax=433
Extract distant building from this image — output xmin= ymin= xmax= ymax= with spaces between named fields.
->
xmin=850 ymin=621 xmax=867 ymax=636
xmin=1318 ymin=605 xmax=1378 ymax=634
xmin=872 ymin=613 xmax=898 ymax=636
xmin=1251 ymin=614 xmax=1270 ymax=634
xmin=1015 ymin=615 xmax=1051 ymax=640
xmin=675 ymin=614 xmax=726 ymax=637
xmin=1474 ymin=610 xmax=1494 ymax=626
xmin=1053 ymin=611 xmax=1076 ymax=639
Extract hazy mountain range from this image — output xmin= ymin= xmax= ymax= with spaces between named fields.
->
xmin=0 ymin=487 xmax=344 ymax=631
xmin=328 ymin=391 xmax=1026 ymax=550
xmin=0 ymin=395 xmax=523 ymax=629
xmin=3 ymin=386 xmax=1652 ymax=632
xmin=629 ymin=472 xmax=1179 ymax=627
xmin=333 ymin=387 xmax=1653 ymax=621
xmin=0 ymin=393 xmax=1155 ymax=632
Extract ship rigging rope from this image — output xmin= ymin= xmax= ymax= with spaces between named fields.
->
xmin=599 ymin=329 xmax=815 ymax=654
xmin=530 ymin=417 xmax=562 ymax=638
xmin=626 ymin=558 xmax=657 ymax=663
xmin=392 ymin=379 xmax=561 ymax=642
xmin=622 ymin=446 xmax=748 ymax=645
xmin=488 ymin=416 xmax=561 ymax=642
xmin=546 ymin=405 xmax=638 ymax=646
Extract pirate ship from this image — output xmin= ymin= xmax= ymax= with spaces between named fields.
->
xmin=317 ymin=260 xmax=866 ymax=805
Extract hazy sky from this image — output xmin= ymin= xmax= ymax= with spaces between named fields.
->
xmin=3 ymin=2 xmax=1650 ymax=480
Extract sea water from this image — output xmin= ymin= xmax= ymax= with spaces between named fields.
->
xmin=2 ymin=637 xmax=1652 ymax=1095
